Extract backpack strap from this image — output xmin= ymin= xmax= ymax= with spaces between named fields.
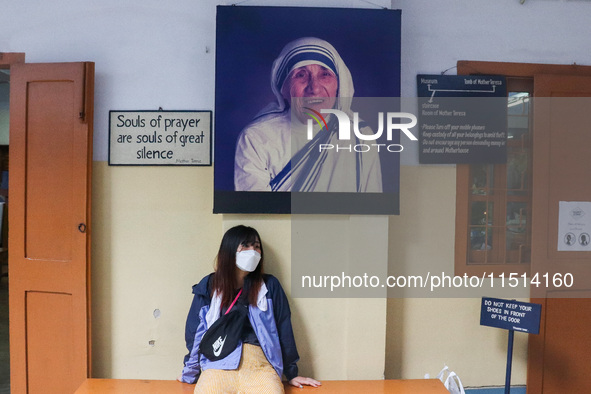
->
xmin=225 ymin=288 xmax=243 ymax=315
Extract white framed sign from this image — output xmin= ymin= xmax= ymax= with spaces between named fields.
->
xmin=109 ymin=110 xmax=212 ymax=166
xmin=558 ymin=201 xmax=591 ymax=251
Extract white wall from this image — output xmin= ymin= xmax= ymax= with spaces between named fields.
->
xmin=2 ymin=0 xmax=590 ymax=387
xmin=398 ymin=0 xmax=591 ymax=165
xmin=386 ymin=166 xmax=530 ymax=386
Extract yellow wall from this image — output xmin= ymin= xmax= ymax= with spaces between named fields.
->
xmin=91 ymin=163 xmax=222 ymax=378
xmin=91 ymin=162 xmax=387 ymax=381
xmin=91 ymin=161 xmax=527 ymax=386
xmin=385 ymin=166 xmax=528 ymax=386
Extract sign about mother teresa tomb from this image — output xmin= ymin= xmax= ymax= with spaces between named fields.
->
xmin=417 ymin=74 xmax=507 ymax=164
xmin=213 ymin=6 xmax=402 ymax=215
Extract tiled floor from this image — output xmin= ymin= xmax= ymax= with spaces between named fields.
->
xmin=0 ymin=276 xmax=9 ymax=393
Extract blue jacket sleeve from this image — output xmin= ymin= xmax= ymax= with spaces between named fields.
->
xmin=183 ymin=275 xmax=212 ymax=366
xmin=180 ymin=306 xmax=210 ymax=383
xmin=267 ymin=275 xmax=300 ymax=381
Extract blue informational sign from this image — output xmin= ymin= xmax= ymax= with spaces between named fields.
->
xmin=417 ymin=74 xmax=507 ymax=164
xmin=480 ymin=297 xmax=541 ymax=334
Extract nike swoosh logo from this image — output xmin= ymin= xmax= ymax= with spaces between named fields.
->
xmin=213 ymin=335 xmax=227 ymax=357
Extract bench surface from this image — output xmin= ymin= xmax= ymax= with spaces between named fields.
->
xmin=75 ymin=378 xmax=448 ymax=393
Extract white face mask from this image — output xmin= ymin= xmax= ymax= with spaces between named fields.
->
xmin=235 ymin=249 xmax=261 ymax=272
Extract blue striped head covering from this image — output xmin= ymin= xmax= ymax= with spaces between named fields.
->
xmin=256 ymin=37 xmax=354 ymax=118
xmin=274 ymin=41 xmax=339 ymax=94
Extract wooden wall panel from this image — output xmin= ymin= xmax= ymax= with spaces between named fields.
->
xmin=26 ymin=292 xmax=75 ymax=393
xmin=26 ymin=81 xmax=76 ymax=261
xmin=9 ymin=62 xmax=93 ymax=394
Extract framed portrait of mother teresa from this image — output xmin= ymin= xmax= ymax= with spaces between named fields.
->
xmin=213 ymin=6 xmax=402 ymax=214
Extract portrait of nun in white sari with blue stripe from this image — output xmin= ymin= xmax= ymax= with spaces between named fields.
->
xmin=234 ymin=37 xmax=383 ymax=193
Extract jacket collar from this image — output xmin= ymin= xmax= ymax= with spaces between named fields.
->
xmin=205 ymin=282 xmax=268 ymax=327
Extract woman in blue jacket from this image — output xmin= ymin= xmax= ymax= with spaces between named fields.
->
xmin=179 ymin=225 xmax=320 ymax=393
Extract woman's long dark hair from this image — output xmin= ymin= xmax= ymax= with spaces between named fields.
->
xmin=211 ymin=225 xmax=264 ymax=309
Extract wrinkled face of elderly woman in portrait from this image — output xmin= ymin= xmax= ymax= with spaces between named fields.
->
xmin=281 ymin=64 xmax=338 ymax=124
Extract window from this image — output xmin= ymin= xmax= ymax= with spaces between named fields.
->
xmin=455 ymin=77 xmax=533 ymax=276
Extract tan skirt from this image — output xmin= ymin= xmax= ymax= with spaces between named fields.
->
xmin=194 ymin=343 xmax=284 ymax=394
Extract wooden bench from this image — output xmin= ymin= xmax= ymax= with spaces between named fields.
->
xmin=75 ymin=378 xmax=449 ymax=393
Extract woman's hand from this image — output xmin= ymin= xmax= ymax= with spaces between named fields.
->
xmin=288 ymin=376 xmax=322 ymax=388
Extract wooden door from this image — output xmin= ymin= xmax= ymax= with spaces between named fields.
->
xmin=9 ymin=62 xmax=94 ymax=393
xmin=528 ymin=75 xmax=591 ymax=393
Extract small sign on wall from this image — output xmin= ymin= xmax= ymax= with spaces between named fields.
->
xmin=417 ymin=74 xmax=507 ymax=164
xmin=558 ymin=201 xmax=591 ymax=251
xmin=109 ymin=110 xmax=212 ymax=166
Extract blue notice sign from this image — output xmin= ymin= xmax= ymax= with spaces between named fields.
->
xmin=480 ymin=297 xmax=541 ymax=334
xmin=417 ymin=74 xmax=507 ymax=164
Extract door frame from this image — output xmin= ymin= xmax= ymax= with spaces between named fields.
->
xmin=458 ymin=60 xmax=591 ymax=393
xmin=2 ymin=54 xmax=94 ymax=393
xmin=0 ymin=52 xmax=25 ymax=390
